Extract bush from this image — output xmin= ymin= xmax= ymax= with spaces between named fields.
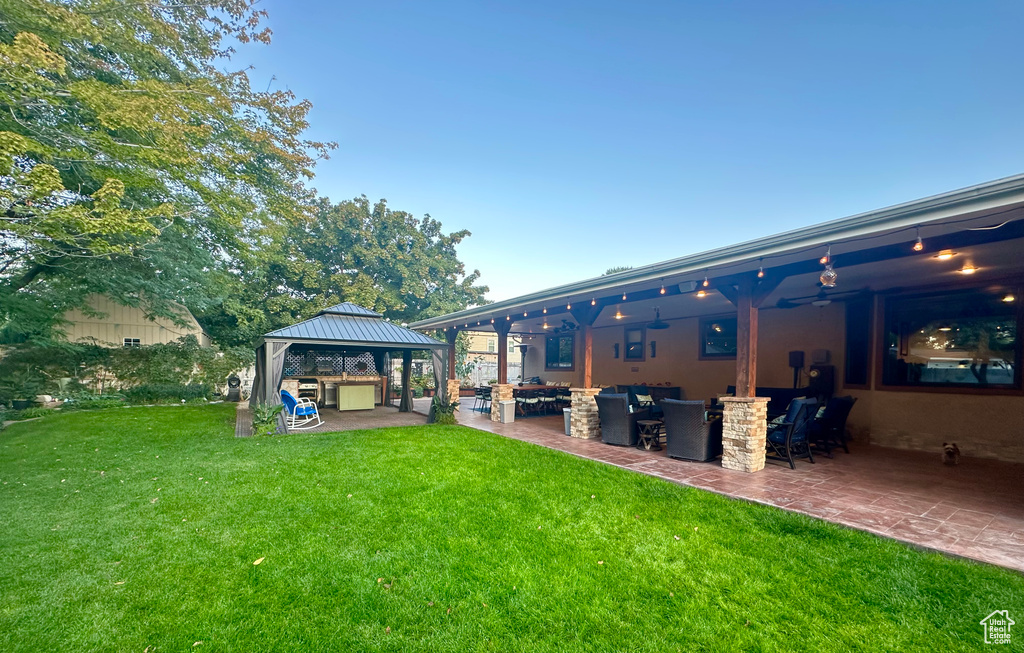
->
xmin=2 ymin=407 xmax=55 ymax=421
xmin=430 ymin=395 xmax=459 ymax=425
xmin=122 ymin=383 xmax=211 ymax=404
xmin=60 ymin=395 xmax=126 ymax=411
xmin=251 ymin=403 xmax=283 ymax=436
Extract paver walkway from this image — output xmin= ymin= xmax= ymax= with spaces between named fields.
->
xmin=455 ymin=405 xmax=1024 ymax=572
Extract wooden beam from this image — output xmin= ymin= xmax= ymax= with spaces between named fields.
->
xmin=494 ymin=319 xmax=513 ymax=384
xmin=735 ymin=287 xmax=758 ymax=398
xmin=568 ymin=302 xmax=607 ymax=389
xmin=582 ymin=325 xmax=593 ymax=388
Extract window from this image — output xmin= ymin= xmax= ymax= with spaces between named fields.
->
xmin=882 ymin=288 xmax=1020 ymax=389
xmin=845 ymin=296 xmax=872 ymax=386
xmin=487 ymin=338 xmax=496 ymax=353
xmin=545 ymin=334 xmax=575 ymax=370
xmin=624 ymin=327 xmax=645 ymax=361
xmin=699 ymin=316 xmax=737 ymax=358
xmin=123 ymin=338 xmax=141 ymax=348
xmin=508 ymin=342 xmax=516 ymax=354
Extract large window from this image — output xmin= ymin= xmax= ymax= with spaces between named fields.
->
xmin=882 ymin=288 xmax=1020 ymax=389
xmin=699 ymin=316 xmax=737 ymax=359
xmin=624 ymin=327 xmax=645 ymax=361
xmin=545 ymin=334 xmax=575 ymax=370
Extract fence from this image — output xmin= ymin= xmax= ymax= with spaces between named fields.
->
xmin=466 ymin=361 xmax=522 ymax=387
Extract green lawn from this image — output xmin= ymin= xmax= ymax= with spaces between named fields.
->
xmin=0 ymin=406 xmax=1019 ymax=652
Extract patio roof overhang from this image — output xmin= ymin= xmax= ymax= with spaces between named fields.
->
xmin=410 ymin=173 xmax=1024 ymax=334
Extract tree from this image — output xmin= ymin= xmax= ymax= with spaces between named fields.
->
xmin=603 ymin=266 xmax=633 ymax=275
xmin=0 ymin=0 xmax=331 ymax=342
xmin=200 ymin=196 xmax=488 ymax=347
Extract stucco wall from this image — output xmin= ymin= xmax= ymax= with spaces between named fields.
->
xmin=521 ymin=300 xmax=1024 ymax=463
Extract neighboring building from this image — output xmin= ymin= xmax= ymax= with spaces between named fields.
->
xmin=62 ymin=294 xmax=211 ymax=348
xmin=464 ymin=331 xmax=523 ymax=384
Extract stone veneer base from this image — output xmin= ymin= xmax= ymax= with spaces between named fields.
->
xmin=720 ymin=396 xmax=769 ymax=473
xmin=569 ymin=388 xmax=602 ymax=439
xmin=490 ymin=384 xmax=514 ymax=422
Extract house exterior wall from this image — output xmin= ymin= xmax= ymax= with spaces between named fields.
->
xmin=62 ymin=294 xmax=211 ymax=348
xmin=523 ymin=300 xmax=1024 ymax=463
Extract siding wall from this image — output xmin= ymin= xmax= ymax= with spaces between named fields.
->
xmin=62 ymin=295 xmax=211 ymax=347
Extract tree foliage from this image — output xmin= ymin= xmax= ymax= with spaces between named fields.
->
xmin=0 ymin=0 xmax=331 ymax=341
xmin=603 ymin=266 xmax=633 ymax=275
xmin=200 ymin=196 xmax=489 ymax=347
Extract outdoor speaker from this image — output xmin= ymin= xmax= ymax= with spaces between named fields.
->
xmin=788 ymin=350 xmax=804 ymax=369
xmin=811 ymin=349 xmax=831 ymax=364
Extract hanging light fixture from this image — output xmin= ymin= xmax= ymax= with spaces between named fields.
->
xmin=757 ymin=266 xmax=765 ymax=278
xmin=913 ymin=226 xmax=924 ymax=252
xmin=506 ymin=314 xmax=511 ymax=320
xmin=622 ymin=291 xmax=627 ymax=301
xmin=934 ymin=250 xmax=957 ymax=260
xmin=959 ymin=265 xmax=978 ymax=275
xmin=614 ymin=310 xmax=624 ymax=320
xmin=659 ymin=280 xmax=666 ymax=295
xmin=819 ymin=246 xmax=831 ymax=265
xmin=702 ymin=272 xmax=709 ymax=287
xmin=542 ymin=321 xmax=550 ymax=329
xmin=542 ymin=307 xmax=547 ymax=314
xmin=590 ymin=297 xmax=596 ymax=306
xmin=647 ymin=307 xmax=670 ymax=330
xmin=820 ymin=264 xmax=838 ymax=288
xmin=490 ymin=318 xmax=494 ymax=323
xmin=566 ymin=301 xmax=572 ymax=310
xmin=523 ymin=311 xmax=528 ymax=317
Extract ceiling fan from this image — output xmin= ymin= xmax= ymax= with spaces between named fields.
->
xmin=775 ymin=287 xmax=868 ymax=309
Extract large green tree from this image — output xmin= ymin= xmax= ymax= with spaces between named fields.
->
xmin=199 ymin=196 xmax=489 ymax=348
xmin=0 ymin=0 xmax=331 ymax=342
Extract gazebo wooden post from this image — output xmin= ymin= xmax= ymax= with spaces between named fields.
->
xmin=399 ymin=349 xmax=413 ymax=412
xmin=446 ymin=330 xmax=458 ymax=380
xmin=569 ymin=302 xmax=608 ymax=389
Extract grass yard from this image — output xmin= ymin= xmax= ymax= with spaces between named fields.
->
xmin=0 ymin=405 xmax=1020 ymax=652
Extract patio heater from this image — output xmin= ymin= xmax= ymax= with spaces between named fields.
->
xmin=518 ymin=344 xmax=529 ymax=383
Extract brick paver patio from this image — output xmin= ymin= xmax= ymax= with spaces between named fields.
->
xmin=455 ymin=404 xmax=1024 ymax=572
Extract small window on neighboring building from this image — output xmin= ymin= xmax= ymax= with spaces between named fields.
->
xmin=123 ymin=338 xmax=141 ymax=348
xmin=624 ymin=327 xmax=645 ymax=361
xmin=545 ymin=334 xmax=575 ymax=370
xmin=487 ymin=338 xmax=496 ymax=353
xmin=508 ymin=342 xmax=516 ymax=354
xmin=699 ymin=316 xmax=737 ymax=359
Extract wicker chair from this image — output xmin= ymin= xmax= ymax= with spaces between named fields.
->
xmin=660 ymin=399 xmax=722 ymax=462
xmin=765 ymin=397 xmax=819 ymax=469
xmin=595 ymin=393 xmax=650 ymax=446
xmin=808 ymin=396 xmax=857 ymax=456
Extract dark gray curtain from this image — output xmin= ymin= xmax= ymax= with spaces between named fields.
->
xmin=251 ymin=343 xmax=267 ymax=403
xmin=399 ymin=350 xmax=413 ymax=412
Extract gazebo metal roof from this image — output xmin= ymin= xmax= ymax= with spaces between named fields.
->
xmin=262 ymin=304 xmax=445 ymax=349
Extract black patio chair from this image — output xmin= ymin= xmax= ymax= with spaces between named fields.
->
xmin=765 ymin=397 xmax=819 ymax=469
xmin=595 ymin=393 xmax=650 ymax=446
xmin=479 ymin=386 xmax=492 ymax=413
xmin=660 ymin=399 xmax=722 ymax=462
xmin=808 ymin=396 xmax=857 ymax=456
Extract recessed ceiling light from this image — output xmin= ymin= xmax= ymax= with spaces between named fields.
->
xmin=959 ymin=265 xmax=978 ymax=275
xmin=938 ymin=326 xmax=952 ymax=332
xmin=934 ymin=250 xmax=957 ymax=260
xmin=1003 ymin=294 xmax=1016 ymax=303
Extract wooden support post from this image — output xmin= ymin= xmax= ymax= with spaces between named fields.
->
xmin=494 ymin=320 xmax=512 ymax=385
xmin=569 ymin=302 xmax=609 ymax=389
xmin=735 ymin=287 xmax=758 ymax=398
xmin=446 ymin=330 xmax=457 ymax=380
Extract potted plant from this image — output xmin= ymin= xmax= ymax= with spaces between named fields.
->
xmin=430 ymin=394 xmax=459 ymax=425
xmin=250 ymin=403 xmax=283 ymax=436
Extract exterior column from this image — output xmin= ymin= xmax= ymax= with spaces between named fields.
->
xmin=720 ymin=396 xmax=769 ymax=472
xmin=494 ymin=320 xmax=512 ymax=384
xmin=446 ymin=330 xmax=457 ymax=380
xmin=446 ymin=379 xmax=461 ymax=413
xmin=490 ymin=383 xmax=514 ymax=422
xmin=582 ymin=324 xmax=593 ymax=388
xmin=569 ymin=387 xmax=601 ymax=438
xmin=735 ymin=287 xmax=758 ymax=398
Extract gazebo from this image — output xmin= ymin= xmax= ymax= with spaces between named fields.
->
xmin=251 ymin=303 xmax=450 ymax=429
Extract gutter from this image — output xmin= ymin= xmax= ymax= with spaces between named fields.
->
xmin=411 ymin=172 xmax=1024 ymax=329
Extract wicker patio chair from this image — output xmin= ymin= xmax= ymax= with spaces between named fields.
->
xmin=660 ymin=399 xmax=722 ymax=462
xmin=595 ymin=393 xmax=650 ymax=446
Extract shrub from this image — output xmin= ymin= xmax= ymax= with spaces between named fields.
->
xmin=122 ymin=383 xmax=211 ymax=404
xmin=60 ymin=396 xmax=126 ymax=411
xmin=430 ymin=395 xmax=459 ymax=425
xmin=251 ymin=403 xmax=283 ymax=436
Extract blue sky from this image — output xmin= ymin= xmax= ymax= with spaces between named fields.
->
xmin=234 ymin=1 xmax=1024 ymax=300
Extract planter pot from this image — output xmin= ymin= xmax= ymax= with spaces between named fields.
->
xmin=459 ymin=388 xmax=476 ymax=397
xmin=424 ymin=389 xmax=435 ymax=397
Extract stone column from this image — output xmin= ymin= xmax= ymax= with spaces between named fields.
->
xmin=569 ymin=387 xmax=602 ymax=439
xmin=446 ymin=379 xmax=461 ymax=413
xmin=720 ymin=396 xmax=769 ymax=472
xmin=490 ymin=384 xmax=514 ymax=422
